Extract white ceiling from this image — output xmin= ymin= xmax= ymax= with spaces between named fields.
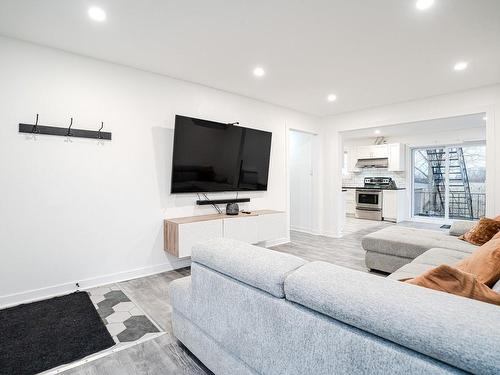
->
xmin=342 ymin=112 xmax=486 ymax=140
xmin=0 ymin=0 xmax=499 ymax=116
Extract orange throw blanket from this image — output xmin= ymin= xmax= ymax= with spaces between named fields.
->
xmin=405 ymin=265 xmax=500 ymax=306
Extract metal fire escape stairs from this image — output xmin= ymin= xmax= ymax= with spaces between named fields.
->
xmin=425 ymin=148 xmax=473 ymax=219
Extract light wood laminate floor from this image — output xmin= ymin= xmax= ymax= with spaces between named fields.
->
xmin=63 ymin=218 xmax=444 ymax=375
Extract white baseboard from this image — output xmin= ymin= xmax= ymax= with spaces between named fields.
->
xmin=290 ymin=226 xmax=340 ymax=238
xmin=290 ymin=225 xmax=312 ymax=234
xmin=0 ymin=259 xmax=191 ymax=309
xmin=290 ymin=226 xmax=323 ymax=235
xmin=320 ymin=231 xmax=343 ymax=238
xmin=260 ymin=237 xmax=290 ymax=247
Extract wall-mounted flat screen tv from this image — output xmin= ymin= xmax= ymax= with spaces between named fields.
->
xmin=171 ymin=115 xmax=272 ymax=193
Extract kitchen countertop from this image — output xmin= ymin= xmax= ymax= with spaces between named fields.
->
xmin=342 ymin=186 xmax=406 ymax=190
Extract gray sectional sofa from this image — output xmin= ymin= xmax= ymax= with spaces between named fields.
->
xmin=169 ymin=238 xmax=500 ymax=375
xmin=362 ymin=221 xmax=478 ymax=274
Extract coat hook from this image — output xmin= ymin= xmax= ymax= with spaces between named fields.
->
xmin=32 ymin=114 xmax=39 ymax=133
xmin=97 ymin=122 xmax=104 ymax=139
xmin=67 ymin=117 xmax=73 ymax=136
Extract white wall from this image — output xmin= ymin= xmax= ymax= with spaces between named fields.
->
xmin=0 ymin=37 xmax=322 ymax=307
xmin=323 ymin=84 xmax=500 ymax=237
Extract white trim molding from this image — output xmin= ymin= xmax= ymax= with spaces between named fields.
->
xmin=0 ymin=259 xmax=190 ymax=309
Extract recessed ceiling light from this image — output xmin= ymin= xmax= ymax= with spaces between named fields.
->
xmin=454 ymin=61 xmax=468 ymax=71
xmin=88 ymin=6 xmax=106 ymax=22
xmin=327 ymin=94 xmax=337 ymax=102
xmin=416 ymin=0 xmax=434 ymax=10
xmin=374 ymin=129 xmax=381 ymax=135
xmin=253 ymin=67 xmax=265 ymax=77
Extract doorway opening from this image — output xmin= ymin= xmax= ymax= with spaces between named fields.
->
xmin=340 ymin=112 xmax=487 ymax=225
xmin=289 ymin=129 xmax=317 ymax=233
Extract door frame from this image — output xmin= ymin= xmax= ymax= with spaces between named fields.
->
xmin=287 ymin=128 xmax=320 ymax=235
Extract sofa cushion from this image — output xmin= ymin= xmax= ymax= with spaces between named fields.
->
xmin=387 ymin=262 xmax=435 ymax=281
xmin=493 ymin=280 xmax=500 ymax=293
xmin=459 ymin=217 xmax=500 ymax=246
xmin=412 ymin=247 xmax=470 ymax=266
xmin=284 ymin=261 xmax=500 ymax=374
xmin=387 ymin=248 xmax=469 ymax=281
xmin=171 ymin=263 xmax=464 ymax=375
xmin=455 ymin=235 xmax=500 ymax=287
xmin=405 ymin=264 xmax=500 ymax=306
xmin=449 ymin=220 xmax=477 ymax=237
xmin=365 ymin=251 xmax=412 ymax=274
xmin=191 ymin=238 xmax=306 ymax=298
xmin=362 ymin=226 xmax=477 ymax=259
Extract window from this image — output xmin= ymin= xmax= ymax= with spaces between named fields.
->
xmin=412 ymin=143 xmax=486 ymax=221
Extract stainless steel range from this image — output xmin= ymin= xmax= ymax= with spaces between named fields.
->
xmin=355 ymin=177 xmax=396 ymax=221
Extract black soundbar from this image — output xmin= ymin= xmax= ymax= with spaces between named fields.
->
xmin=196 ymin=198 xmax=250 ymax=206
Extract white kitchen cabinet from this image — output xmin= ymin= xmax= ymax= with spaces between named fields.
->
xmin=346 ymin=147 xmax=360 ymax=172
xmin=355 ymin=146 xmax=370 ymax=159
xmin=357 ymin=145 xmax=388 ymax=159
xmin=373 ymin=144 xmax=389 ymax=158
xmin=388 ymin=143 xmax=406 ymax=171
xmin=345 ymin=189 xmax=356 ymax=216
xmin=382 ymin=190 xmax=408 ymax=223
xmin=345 ymin=143 xmax=405 ymax=172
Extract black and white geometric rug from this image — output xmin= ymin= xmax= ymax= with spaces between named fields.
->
xmin=88 ymin=284 xmax=163 ymax=345
xmin=43 ymin=284 xmax=163 ymax=374
xmin=0 ymin=283 xmax=164 ymax=375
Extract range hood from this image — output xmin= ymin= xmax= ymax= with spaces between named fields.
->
xmin=355 ymin=158 xmax=389 ymax=169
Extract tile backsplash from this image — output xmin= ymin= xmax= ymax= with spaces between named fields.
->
xmin=342 ymin=169 xmax=406 ymax=188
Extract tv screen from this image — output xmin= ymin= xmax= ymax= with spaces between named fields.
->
xmin=171 ymin=115 xmax=272 ymax=193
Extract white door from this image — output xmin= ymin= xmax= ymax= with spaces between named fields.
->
xmin=289 ymin=130 xmax=315 ymax=232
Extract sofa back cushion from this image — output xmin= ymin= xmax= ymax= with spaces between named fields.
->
xmin=449 ymin=220 xmax=477 ymax=237
xmin=191 ymin=238 xmax=306 ymax=298
xmin=284 ymin=261 xmax=500 ymax=374
xmin=405 ymin=264 xmax=500 ymax=306
xmin=459 ymin=217 xmax=500 ymax=246
xmin=494 ymin=280 xmax=500 ymax=293
xmin=455 ymin=234 xmax=500 ymax=287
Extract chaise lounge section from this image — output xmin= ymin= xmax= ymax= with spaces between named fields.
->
xmin=362 ymin=221 xmax=478 ymax=273
xmin=169 ymin=238 xmax=500 ymax=375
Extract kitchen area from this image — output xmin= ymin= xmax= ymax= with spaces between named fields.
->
xmin=342 ymin=141 xmax=409 ymax=223
xmin=340 ymin=114 xmax=487 ymax=229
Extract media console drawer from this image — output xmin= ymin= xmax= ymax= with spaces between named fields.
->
xmin=164 ymin=210 xmax=286 ymax=258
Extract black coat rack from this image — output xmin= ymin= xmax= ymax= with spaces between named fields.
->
xmin=19 ymin=114 xmax=112 ymax=140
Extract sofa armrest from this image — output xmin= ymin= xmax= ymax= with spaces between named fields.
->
xmin=449 ymin=220 xmax=476 ymax=236
xmin=284 ymin=261 xmax=500 ymax=375
xmin=191 ymin=238 xmax=306 ymax=298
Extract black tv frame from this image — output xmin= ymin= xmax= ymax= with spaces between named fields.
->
xmin=170 ymin=115 xmax=272 ymax=194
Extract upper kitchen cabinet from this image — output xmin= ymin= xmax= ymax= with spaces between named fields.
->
xmin=345 ymin=143 xmax=406 ymax=172
xmin=388 ymin=143 xmax=406 ymax=171
xmin=346 ymin=147 xmax=360 ymax=172
xmin=357 ymin=145 xmax=388 ymax=159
